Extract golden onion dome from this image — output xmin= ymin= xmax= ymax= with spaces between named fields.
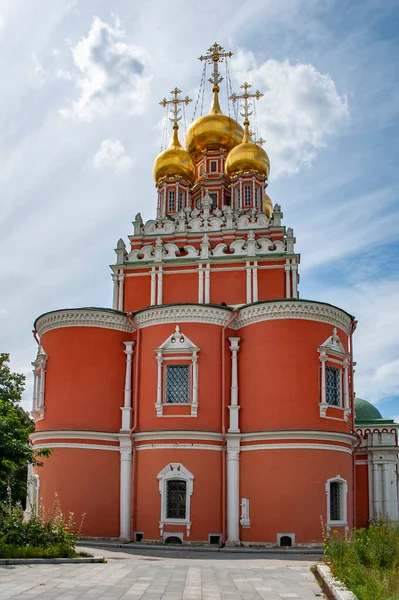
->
xmin=264 ymin=192 xmax=273 ymax=218
xmin=225 ymin=122 xmax=270 ymax=179
xmin=185 ymin=89 xmax=244 ymax=156
xmin=153 ymin=124 xmax=195 ymax=184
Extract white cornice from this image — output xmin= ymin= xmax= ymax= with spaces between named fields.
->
xmin=240 ymin=430 xmax=356 ymax=445
xmin=234 ymin=301 xmax=353 ymax=334
xmin=33 ymin=443 xmax=119 ymax=451
xmin=35 ymin=309 xmax=134 ymax=336
xmin=134 ymin=431 xmax=223 ymax=442
xmin=30 ymin=430 xmax=119 ymax=443
xmin=134 ymin=305 xmax=232 ymax=329
xmin=241 ymin=443 xmax=352 ymax=454
xmin=137 ymin=444 xmax=222 ymax=452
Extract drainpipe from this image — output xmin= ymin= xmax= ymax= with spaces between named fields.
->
xmin=127 ymin=312 xmax=140 ymax=539
xmin=32 ymin=330 xmax=40 ymax=346
xmin=221 ymin=308 xmax=239 ymax=544
xmin=349 ymin=319 xmax=360 ymax=527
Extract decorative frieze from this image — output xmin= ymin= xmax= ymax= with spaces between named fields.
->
xmin=35 ymin=309 xmax=134 ymax=336
xmin=133 ymin=304 xmax=232 ymax=329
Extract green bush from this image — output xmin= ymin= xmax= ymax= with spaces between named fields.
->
xmin=0 ymin=489 xmax=84 ymax=559
xmin=324 ymin=519 xmax=399 ymax=600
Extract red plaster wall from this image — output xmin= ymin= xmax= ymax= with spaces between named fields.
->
xmin=257 ymin=268 xmax=285 ymax=300
xmin=124 ymin=275 xmax=151 ymax=312
xmin=355 ymin=463 xmax=369 ymax=528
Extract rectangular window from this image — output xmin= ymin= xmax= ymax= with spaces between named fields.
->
xmin=165 ymin=365 xmax=189 ymax=404
xmin=210 ymin=160 xmax=217 ymax=173
xmin=177 ymin=191 xmax=184 ymax=212
xmin=255 ymin=186 xmax=260 ymax=208
xmin=236 ymin=188 xmax=241 ymax=208
xmin=244 ymin=184 xmax=251 ymax=207
xmin=209 ymin=193 xmax=217 ymax=209
xmin=168 ymin=190 xmax=175 ymax=212
xmin=166 ymin=480 xmax=186 ymax=519
xmin=199 ymin=164 xmax=204 ymax=176
xmin=326 ymin=366 xmax=341 ymax=406
xmin=330 ymin=482 xmax=342 ymax=521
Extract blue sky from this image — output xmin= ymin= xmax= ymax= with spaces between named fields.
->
xmin=0 ymin=0 xmax=398 ymax=418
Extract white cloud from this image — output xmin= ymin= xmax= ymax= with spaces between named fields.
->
xmin=56 ymin=68 xmax=73 ymax=81
xmin=91 ymin=139 xmax=134 ymax=173
xmin=231 ymin=51 xmax=348 ymax=177
xmin=61 ymin=16 xmax=151 ymax=121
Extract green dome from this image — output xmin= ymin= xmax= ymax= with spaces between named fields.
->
xmin=354 ymin=397 xmax=383 ymax=422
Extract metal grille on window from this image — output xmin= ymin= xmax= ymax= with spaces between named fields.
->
xmin=255 ymin=186 xmax=260 ymax=208
xmin=177 ymin=191 xmax=184 ymax=212
xmin=209 ymin=193 xmax=217 ymax=209
xmin=236 ymin=188 xmax=241 ymax=209
xmin=165 ymin=365 xmax=189 ymax=404
xmin=210 ymin=161 xmax=217 ymax=173
xmin=166 ymin=480 xmax=186 ymax=519
xmin=330 ymin=482 xmax=341 ymax=521
xmin=244 ymin=185 xmax=251 ymax=207
xmin=168 ymin=190 xmax=175 ymax=212
xmin=326 ymin=365 xmax=341 ymax=406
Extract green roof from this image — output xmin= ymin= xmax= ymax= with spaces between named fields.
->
xmin=353 ymin=397 xmax=397 ymax=425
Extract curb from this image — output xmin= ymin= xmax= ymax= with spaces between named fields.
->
xmin=78 ymin=542 xmax=323 ymax=555
xmin=0 ymin=558 xmax=104 ymax=565
xmin=316 ymin=564 xmax=357 ymax=600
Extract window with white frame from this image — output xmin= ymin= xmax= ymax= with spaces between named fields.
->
xmin=236 ymin=187 xmax=241 ymax=208
xmin=326 ymin=365 xmax=341 ymax=406
xmin=168 ymin=190 xmax=175 ymax=212
xmin=155 ymin=326 xmax=199 ymax=417
xmin=177 ymin=191 xmax=184 ymax=212
xmin=243 ymin=184 xmax=251 ymax=207
xmin=165 ymin=365 xmax=190 ymax=404
xmin=157 ymin=463 xmax=194 ymax=538
xmin=318 ymin=327 xmax=351 ymax=421
xmin=254 ymin=186 xmax=260 ymax=208
xmin=209 ymin=193 xmax=217 ymax=209
xmin=326 ymin=476 xmax=347 ymax=524
xmin=210 ymin=160 xmax=217 ymax=173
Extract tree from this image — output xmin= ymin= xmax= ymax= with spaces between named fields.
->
xmin=0 ymin=354 xmax=50 ymax=505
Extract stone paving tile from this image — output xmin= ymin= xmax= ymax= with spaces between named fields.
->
xmin=0 ymin=548 xmax=325 ymax=600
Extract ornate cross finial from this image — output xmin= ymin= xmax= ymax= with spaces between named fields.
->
xmin=249 ymin=130 xmax=266 ymax=146
xmin=229 ymin=82 xmax=263 ymax=125
xmin=199 ymin=42 xmax=233 ymax=92
xmin=159 ymin=87 xmax=192 ymax=125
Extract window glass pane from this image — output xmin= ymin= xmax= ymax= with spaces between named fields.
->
xmin=168 ymin=190 xmax=175 ymax=212
xmin=330 ymin=481 xmax=342 ymax=521
xmin=255 ymin=187 xmax=260 ymax=207
xmin=210 ymin=161 xmax=217 ymax=172
xmin=166 ymin=365 xmax=189 ymax=404
xmin=244 ymin=185 xmax=251 ymax=206
xmin=177 ymin=191 xmax=183 ymax=211
xmin=236 ymin=188 xmax=241 ymax=208
xmin=209 ymin=193 xmax=217 ymax=209
xmin=166 ymin=480 xmax=186 ymax=519
xmin=326 ymin=366 xmax=341 ymax=406
xmin=199 ymin=164 xmax=204 ymax=176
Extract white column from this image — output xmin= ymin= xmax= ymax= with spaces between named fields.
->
xmin=320 ymin=355 xmax=326 ymax=405
xmin=191 ymin=351 xmax=198 ymax=417
xmin=252 ymin=263 xmax=258 ymax=302
xmin=246 ymin=262 xmax=252 ymax=303
xmin=198 ymin=264 xmax=204 ymax=303
xmin=112 ymin=274 xmax=118 ymax=310
xmin=157 ymin=268 xmax=163 ymax=305
xmin=382 ymin=463 xmax=390 ymax=517
xmin=150 ymin=268 xmax=156 ymax=306
xmin=119 ymin=436 xmax=132 ymax=540
xmin=155 ymin=352 xmax=163 ymax=416
xmin=226 ymin=436 xmax=241 ymax=545
xmin=228 ymin=337 xmax=241 ymax=433
xmin=285 ymin=262 xmax=291 ymax=298
xmin=205 ymin=263 xmax=210 ymax=303
xmin=38 ymin=368 xmax=46 ymax=409
xmin=32 ymin=370 xmax=38 ymax=413
xmin=118 ymin=273 xmax=124 ymax=311
xmin=291 ymin=263 xmax=298 ymax=298
xmin=343 ymin=359 xmax=349 ymax=409
xmin=121 ymin=341 xmax=135 ymax=431
xmin=373 ymin=462 xmax=382 ymax=517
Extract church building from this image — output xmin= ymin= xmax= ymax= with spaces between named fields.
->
xmin=28 ymin=44 xmax=399 ymax=546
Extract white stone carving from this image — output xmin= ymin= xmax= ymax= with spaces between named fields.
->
xmin=133 ymin=305 xmax=233 ymax=329
xmin=35 ymin=309 xmax=134 ymax=336
xmin=157 ymin=463 xmax=194 ymax=537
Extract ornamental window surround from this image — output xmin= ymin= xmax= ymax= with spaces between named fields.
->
xmin=157 ymin=463 xmax=194 ymax=538
xmin=318 ymin=328 xmax=351 ymax=422
xmin=154 ymin=326 xmax=199 ymax=417
xmin=31 ymin=345 xmax=48 ymax=421
xmin=325 ymin=475 xmax=348 ymax=526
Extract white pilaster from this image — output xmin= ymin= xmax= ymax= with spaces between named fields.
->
xmin=155 ymin=352 xmax=163 ymax=416
xmin=198 ymin=264 xmax=204 ymax=303
xmin=382 ymin=463 xmax=390 ymax=517
xmin=343 ymin=359 xmax=349 ymax=410
xmin=38 ymin=368 xmax=46 ymax=409
xmin=118 ymin=273 xmax=124 ymax=311
xmin=192 ymin=351 xmax=199 ymax=417
xmin=373 ymin=462 xmax=382 ymax=517
xmin=121 ymin=341 xmax=135 ymax=431
xmin=252 ymin=262 xmax=258 ymax=302
xmin=119 ymin=435 xmax=132 ymax=540
xmin=291 ymin=263 xmax=298 ymax=299
xmin=226 ymin=436 xmax=241 ymax=545
xmin=285 ymin=261 xmax=291 ymax=299
xmin=157 ymin=268 xmax=163 ymax=305
xmin=246 ymin=262 xmax=252 ymax=303
xmin=320 ymin=355 xmax=326 ymax=405
xmin=150 ymin=267 xmax=156 ymax=306
xmin=228 ymin=337 xmax=241 ymax=433
xmin=112 ymin=274 xmax=118 ymax=310
xmin=32 ymin=370 xmax=37 ymax=413
xmin=205 ymin=263 xmax=210 ymax=303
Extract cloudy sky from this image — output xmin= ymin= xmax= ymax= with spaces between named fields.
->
xmin=0 ymin=0 xmax=398 ymax=418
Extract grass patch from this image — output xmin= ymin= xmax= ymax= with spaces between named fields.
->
xmin=0 ymin=542 xmax=79 ymax=559
xmin=324 ymin=520 xmax=399 ymax=600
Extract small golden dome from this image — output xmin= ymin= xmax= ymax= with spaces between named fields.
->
xmin=225 ymin=123 xmax=270 ymax=179
xmin=185 ymin=89 xmax=244 ymax=156
xmin=264 ymin=192 xmax=273 ymax=218
xmin=153 ymin=124 xmax=195 ymax=184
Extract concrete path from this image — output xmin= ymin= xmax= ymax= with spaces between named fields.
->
xmin=0 ymin=546 xmax=324 ymax=600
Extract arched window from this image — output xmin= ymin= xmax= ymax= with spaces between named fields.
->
xmin=326 ymin=476 xmax=348 ymax=525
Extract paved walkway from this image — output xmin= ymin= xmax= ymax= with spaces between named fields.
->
xmin=0 ymin=546 xmax=324 ymax=600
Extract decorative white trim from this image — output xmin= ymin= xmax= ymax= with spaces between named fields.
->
xmin=325 ymin=475 xmax=348 ymax=526
xmin=228 ymin=337 xmax=241 ymax=433
xmin=241 ymin=443 xmax=352 ymax=454
xmin=134 ymin=305 xmax=232 ymax=329
xmin=318 ymin=327 xmax=351 ymax=421
xmin=240 ymin=430 xmax=356 ymax=444
xmin=235 ymin=301 xmax=353 ymax=334
xmin=136 ymin=444 xmax=221 ymax=451
xmin=121 ymin=341 xmax=135 ymax=431
xmin=277 ymin=533 xmax=295 ymax=547
xmin=35 ymin=309 xmax=133 ymax=336
xmin=240 ymin=498 xmax=250 ymax=528
xmin=30 ymin=430 xmax=119 ymax=442
xmin=134 ymin=431 xmax=222 ymax=442
xmin=33 ymin=443 xmax=119 ymax=451
xmin=157 ymin=463 xmax=194 ymax=537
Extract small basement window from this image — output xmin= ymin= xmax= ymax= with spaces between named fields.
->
xmin=164 ymin=536 xmax=183 ymax=545
xmin=280 ymin=535 xmax=292 ymax=547
xmin=134 ymin=531 xmax=143 ymax=542
xmin=209 ymin=534 xmax=221 ymax=545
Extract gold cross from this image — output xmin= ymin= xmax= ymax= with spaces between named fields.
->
xmin=249 ymin=130 xmax=266 ymax=146
xmin=230 ymin=82 xmax=263 ymax=123
xmin=199 ymin=42 xmax=233 ymax=90
xmin=159 ymin=87 xmax=192 ymax=125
